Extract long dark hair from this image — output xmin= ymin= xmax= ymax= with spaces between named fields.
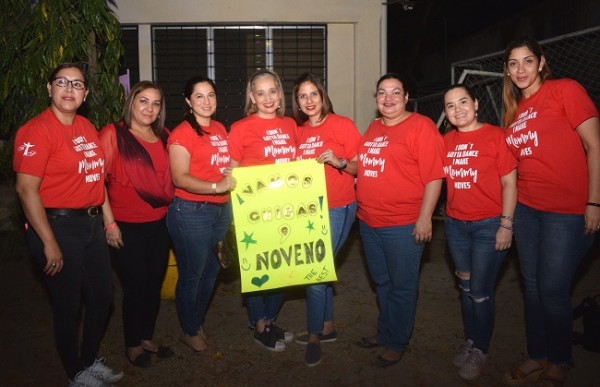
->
xmin=292 ymin=73 xmax=334 ymax=125
xmin=502 ymin=36 xmax=551 ymax=127
xmin=183 ymin=76 xmax=218 ymax=136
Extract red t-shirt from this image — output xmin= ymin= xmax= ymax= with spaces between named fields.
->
xmin=228 ymin=114 xmax=297 ymax=166
xmin=505 ymin=79 xmax=599 ymax=214
xmin=99 ymin=123 xmax=170 ymax=222
xmin=356 ymin=114 xmax=445 ymax=227
xmin=13 ymin=108 xmax=105 ymax=208
xmin=444 ymin=124 xmax=517 ymax=220
xmin=296 ymin=114 xmax=361 ymax=208
xmin=167 ymin=120 xmax=230 ymax=204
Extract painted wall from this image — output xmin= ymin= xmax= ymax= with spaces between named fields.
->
xmin=110 ymin=0 xmax=383 ymax=132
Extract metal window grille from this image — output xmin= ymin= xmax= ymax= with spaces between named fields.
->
xmin=150 ymin=25 xmax=326 ymax=129
xmin=120 ymin=26 xmax=140 ymax=88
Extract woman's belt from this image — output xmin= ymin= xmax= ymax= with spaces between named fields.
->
xmin=45 ymin=206 xmax=102 ymax=217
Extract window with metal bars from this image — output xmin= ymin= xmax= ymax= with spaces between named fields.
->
xmin=150 ymin=25 xmax=326 ymax=130
xmin=120 ymin=26 xmax=140 ymax=90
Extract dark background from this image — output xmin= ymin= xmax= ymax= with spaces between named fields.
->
xmin=386 ymin=0 xmax=599 ymax=96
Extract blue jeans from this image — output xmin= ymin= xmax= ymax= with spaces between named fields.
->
xmin=445 ymin=216 xmax=507 ymax=353
xmin=167 ymin=197 xmax=231 ymax=336
xmin=359 ymin=221 xmax=424 ymax=353
xmin=306 ymin=202 xmax=357 ymax=334
xmin=26 ymin=213 xmax=113 ymax=379
xmin=113 ymin=218 xmax=170 ymax=348
xmin=246 ymin=291 xmax=286 ymax=327
xmin=514 ymin=203 xmax=595 ymax=364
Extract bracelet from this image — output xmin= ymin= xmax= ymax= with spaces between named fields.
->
xmin=212 ymin=182 xmax=217 ymax=193
xmin=104 ymin=221 xmax=117 ymax=231
xmin=500 ymin=215 xmax=514 ymax=223
xmin=499 ymin=223 xmax=513 ymax=232
xmin=336 ymin=158 xmax=347 ymax=170
xmin=586 ymin=202 xmax=600 ymax=207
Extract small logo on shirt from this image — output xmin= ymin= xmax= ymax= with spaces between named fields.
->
xmin=17 ymin=142 xmax=37 ymax=157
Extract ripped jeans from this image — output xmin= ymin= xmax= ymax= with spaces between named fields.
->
xmin=445 ymin=216 xmax=507 ymax=353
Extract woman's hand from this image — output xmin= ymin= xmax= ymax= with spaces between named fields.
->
xmin=217 ymin=169 xmax=237 ymax=193
xmin=413 ymin=218 xmax=432 ymax=244
xmin=316 ymin=148 xmax=344 ymax=168
xmin=584 ymin=205 xmax=600 ymax=235
xmin=106 ymin=225 xmax=124 ymax=249
xmin=495 ymin=227 xmax=513 ymax=251
xmin=43 ymin=239 xmax=63 ymax=276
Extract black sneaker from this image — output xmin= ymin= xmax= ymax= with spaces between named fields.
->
xmin=267 ymin=323 xmax=294 ymax=343
xmin=305 ymin=342 xmax=322 ymax=367
xmin=253 ymin=328 xmax=286 ymax=352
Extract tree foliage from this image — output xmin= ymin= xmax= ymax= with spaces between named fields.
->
xmin=0 ymin=0 xmax=124 ymax=181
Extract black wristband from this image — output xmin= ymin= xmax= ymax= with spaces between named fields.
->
xmin=586 ymin=202 xmax=600 ymax=207
xmin=336 ymin=158 xmax=347 ymax=170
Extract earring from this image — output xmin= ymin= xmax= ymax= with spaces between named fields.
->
xmin=49 ymin=94 xmax=52 ymax=98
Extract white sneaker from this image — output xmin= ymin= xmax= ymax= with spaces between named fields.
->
xmin=458 ymin=348 xmax=488 ymax=380
xmin=69 ymin=369 xmax=112 ymax=387
xmin=452 ymin=339 xmax=473 ymax=367
xmin=85 ymin=358 xmax=124 ymax=383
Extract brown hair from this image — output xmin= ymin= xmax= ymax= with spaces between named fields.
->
xmin=122 ymin=81 xmax=167 ymax=137
xmin=292 ymin=73 xmax=334 ymax=125
xmin=502 ymin=36 xmax=551 ymax=127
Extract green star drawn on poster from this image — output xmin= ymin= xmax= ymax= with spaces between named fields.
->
xmin=306 ymin=220 xmax=315 ymax=233
xmin=240 ymin=232 xmax=258 ymax=250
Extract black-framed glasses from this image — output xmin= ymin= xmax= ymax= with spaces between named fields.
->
xmin=52 ymin=77 xmax=86 ymax=90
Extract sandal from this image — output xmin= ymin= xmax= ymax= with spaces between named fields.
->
xmin=503 ymin=359 xmax=549 ymax=385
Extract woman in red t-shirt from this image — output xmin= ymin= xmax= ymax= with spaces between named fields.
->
xmin=166 ymin=76 xmax=236 ymax=354
xmin=502 ymin=36 xmax=600 ymax=385
xmin=14 ymin=63 xmax=122 ymax=384
xmin=292 ymin=72 xmax=361 ymax=366
xmin=355 ymin=73 xmax=444 ymax=367
xmin=442 ymin=84 xmax=517 ymax=380
xmin=229 ymin=69 xmax=296 ymax=352
xmin=99 ymin=81 xmax=175 ymax=367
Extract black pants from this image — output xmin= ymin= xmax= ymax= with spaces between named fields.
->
xmin=27 ymin=214 xmax=113 ymax=379
xmin=113 ymin=218 xmax=170 ymax=348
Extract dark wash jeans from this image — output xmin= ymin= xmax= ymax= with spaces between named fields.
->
xmin=27 ymin=213 xmax=113 ymax=379
xmin=514 ymin=203 xmax=595 ymax=364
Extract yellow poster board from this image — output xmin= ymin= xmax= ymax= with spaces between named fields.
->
xmin=231 ymin=159 xmax=336 ymax=293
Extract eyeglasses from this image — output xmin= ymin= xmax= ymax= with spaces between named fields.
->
xmin=52 ymin=77 xmax=86 ymax=90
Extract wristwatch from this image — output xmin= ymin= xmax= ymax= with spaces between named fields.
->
xmin=337 ymin=158 xmax=347 ymax=170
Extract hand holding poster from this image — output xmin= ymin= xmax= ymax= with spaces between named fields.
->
xmin=231 ymin=159 xmax=336 ymax=292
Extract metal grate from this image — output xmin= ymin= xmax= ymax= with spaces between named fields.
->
xmin=120 ymin=26 xmax=140 ymax=91
xmin=150 ymin=25 xmax=326 ymax=130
